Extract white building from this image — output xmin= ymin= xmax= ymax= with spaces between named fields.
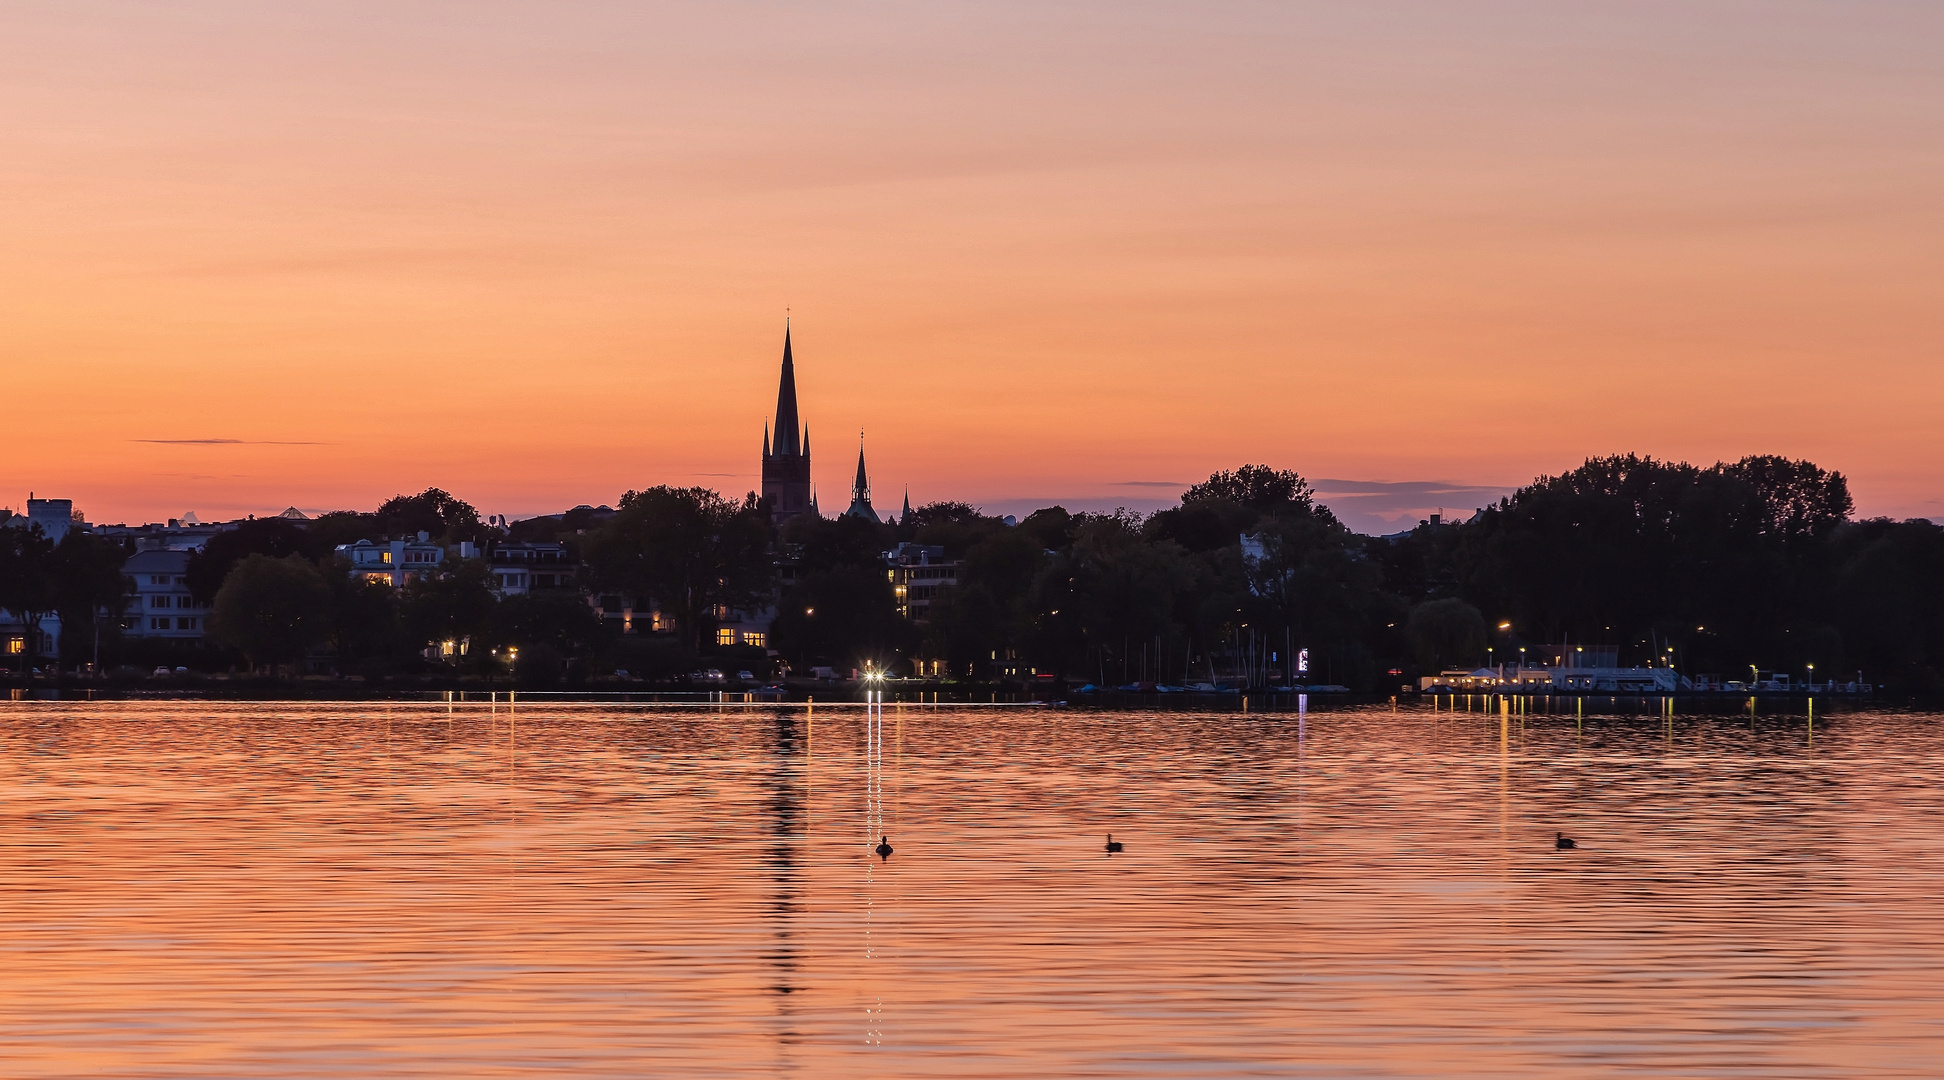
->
xmin=26 ymin=497 xmax=83 ymax=543
xmin=122 ymin=549 xmax=206 ymax=641
xmin=486 ymin=541 xmax=573 ymax=595
xmin=0 ymin=500 xmax=80 ymax=662
xmin=334 ymin=536 xmax=445 ymax=588
xmin=0 ymin=612 xmax=59 ymax=664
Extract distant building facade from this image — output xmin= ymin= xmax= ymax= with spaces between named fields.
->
xmin=884 ymin=542 xmax=958 ymax=621
xmin=334 ymin=536 xmax=446 ymax=588
xmin=486 ymin=540 xmax=574 ymax=595
xmin=122 ymin=549 xmax=206 ymax=642
xmin=0 ymin=612 xmax=58 ymax=661
xmin=26 ymin=497 xmax=82 ymax=543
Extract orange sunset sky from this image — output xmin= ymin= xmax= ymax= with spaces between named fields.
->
xmin=3 ymin=2 xmax=1940 ymax=534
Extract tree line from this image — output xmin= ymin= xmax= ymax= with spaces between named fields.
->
xmin=3 ymin=456 xmax=1941 ymax=693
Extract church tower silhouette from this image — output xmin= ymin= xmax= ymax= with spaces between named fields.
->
xmin=761 ymin=324 xmax=813 ymax=523
xmin=845 ymin=433 xmax=880 ymax=524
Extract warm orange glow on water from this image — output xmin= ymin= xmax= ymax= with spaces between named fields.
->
xmin=1 ymin=700 xmax=1941 ymax=1076
xmin=3 ymin=5 xmax=1941 ymax=525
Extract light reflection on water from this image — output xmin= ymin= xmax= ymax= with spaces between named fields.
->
xmin=1 ymin=698 xmax=1941 ymax=1077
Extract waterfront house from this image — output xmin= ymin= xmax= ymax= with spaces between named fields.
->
xmin=122 ymin=549 xmax=205 ymax=642
xmin=486 ymin=540 xmax=574 ymax=596
xmin=0 ymin=611 xmax=59 ymax=663
xmin=334 ymin=535 xmax=445 ymax=588
xmin=884 ymin=542 xmax=959 ymax=622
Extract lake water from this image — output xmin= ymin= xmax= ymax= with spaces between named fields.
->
xmin=0 ymin=697 xmax=1940 ymax=1077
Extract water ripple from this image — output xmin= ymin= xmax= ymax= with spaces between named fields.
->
xmin=0 ymin=699 xmax=1938 ymax=1077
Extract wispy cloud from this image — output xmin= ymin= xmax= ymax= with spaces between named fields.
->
xmin=133 ymin=438 xmax=328 ymax=446
xmin=1305 ymin=478 xmax=1519 ymax=535
xmin=1312 ymin=478 xmax=1513 ymax=500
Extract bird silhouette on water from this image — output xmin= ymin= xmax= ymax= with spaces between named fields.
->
xmin=1555 ymin=831 xmax=1577 ymax=850
xmin=875 ymin=836 xmax=894 ymax=860
xmin=1105 ymin=834 xmax=1123 ymax=853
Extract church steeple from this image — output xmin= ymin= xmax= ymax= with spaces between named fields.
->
xmin=853 ymin=438 xmax=870 ymax=504
xmin=760 ymin=322 xmax=813 ymax=523
xmin=844 ymin=432 xmax=880 ymax=524
xmin=772 ymin=323 xmax=802 ymax=458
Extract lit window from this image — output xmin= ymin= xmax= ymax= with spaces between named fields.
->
xmin=381 ymin=551 xmax=392 ymax=564
xmin=743 ymin=632 xmax=765 ymax=648
xmin=4 ymin=637 xmax=22 ymax=654
xmin=363 ymin=572 xmax=391 ymax=585
xmin=717 ymin=629 xmax=736 ymax=646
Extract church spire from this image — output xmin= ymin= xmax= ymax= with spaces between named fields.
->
xmin=844 ymin=431 xmax=880 ymax=524
xmin=853 ymin=434 xmax=870 ymax=504
xmin=760 ymin=320 xmax=812 ymax=523
xmin=772 ymin=323 xmax=800 ymax=457
xmin=902 ymin=486 xmax=912 ymax=520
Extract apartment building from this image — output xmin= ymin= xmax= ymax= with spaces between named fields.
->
xmin=334 ymin=535 xmax=446 ymax=588
xmin=123 ymin=549 xmax=206 ymax=641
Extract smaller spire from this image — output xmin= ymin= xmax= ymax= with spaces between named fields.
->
xmin=902 ymin=486 xmax=912 ymax=519
xmin=844 ymin=431 xmax=880 ymax=523
xmin=852 ymin=432 xmax=870 ymax=503
xmin=763 ymin=420 xmax=771 ymax=458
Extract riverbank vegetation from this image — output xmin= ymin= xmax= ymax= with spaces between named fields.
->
xmin=4 ymin=458 xmax=1941 ymax=695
